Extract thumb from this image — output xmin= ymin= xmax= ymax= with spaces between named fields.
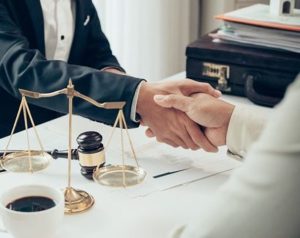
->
xmin=153 ymin=94 xmax=192 ymax=112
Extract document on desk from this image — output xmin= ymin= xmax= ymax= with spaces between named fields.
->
xmin=0 ymin=115 xmax=241 ymax=199
xmin=124 ymin=142 xmax=241 ymax=197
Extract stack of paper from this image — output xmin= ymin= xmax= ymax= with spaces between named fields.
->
xmin=211 ymin=4 xmax=300 ymax=53
xmin=123 ymin=141 xmax=241 ymax=197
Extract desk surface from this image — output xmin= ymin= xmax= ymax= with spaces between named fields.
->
xmin=0 ymin=72 xmax=271 ymax=238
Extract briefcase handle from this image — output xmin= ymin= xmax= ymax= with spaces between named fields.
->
xmin=245 ymin=73 xmax=281 ymax=107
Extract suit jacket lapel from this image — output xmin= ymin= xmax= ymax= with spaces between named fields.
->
xmin=25 ymin=0 xmax=45 ymax=55
xmin=69 ymin=0 xmax=86 ymax=62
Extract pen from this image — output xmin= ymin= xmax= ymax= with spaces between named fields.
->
xmin=153 ymin=168 xmax=190 ymax=179
xmin=0 ymin=164 xmax=5 ymax=173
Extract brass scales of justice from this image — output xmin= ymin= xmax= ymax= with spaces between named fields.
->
xmin=0 ymin=80 xmax=146 ymax=214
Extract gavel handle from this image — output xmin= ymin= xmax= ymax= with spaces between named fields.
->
xmin=0 ymin=149 xmax=79 ymax=160
xmin=50 ymin=149 xmax=79 ymax=160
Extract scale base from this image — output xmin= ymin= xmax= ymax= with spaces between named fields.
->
xmin=64 ymin=187 xmax=94 ymax=214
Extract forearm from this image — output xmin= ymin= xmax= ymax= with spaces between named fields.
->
xmin=0 ymin=34 xmax=143 ymax=128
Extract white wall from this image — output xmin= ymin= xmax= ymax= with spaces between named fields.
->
xmin=93 ymin=0 xmax=199 ymax=81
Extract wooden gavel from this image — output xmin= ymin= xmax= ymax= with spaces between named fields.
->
xmin=0 ymin=131 xmax=105 ymax=179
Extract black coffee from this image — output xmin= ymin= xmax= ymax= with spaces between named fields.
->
xmin=6 ymin=196 xmax=55 ymax=212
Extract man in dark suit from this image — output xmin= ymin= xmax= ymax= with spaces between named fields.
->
xmin=0 ymin=0 xmax=219 ymax=151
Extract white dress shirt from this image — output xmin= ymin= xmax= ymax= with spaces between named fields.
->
xmin=40 ymin=0 xmax=75 ymax=61
xmin=173 ymin=76 xmax=300 ymax=238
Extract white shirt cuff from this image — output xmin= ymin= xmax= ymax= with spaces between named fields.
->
xmin=226 ymin=105 xmax=268 ymax=159
xmin=100 ymin=66 xmax=126 ymax=73
xmin=130 ymin=82 xmax=143 ymax=123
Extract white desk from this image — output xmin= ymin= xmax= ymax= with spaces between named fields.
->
xmin=0 ymin=72 xmax=271 ymax=238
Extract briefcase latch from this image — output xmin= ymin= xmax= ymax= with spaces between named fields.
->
xmin=202 ymin=63 xmax=231 ymax=92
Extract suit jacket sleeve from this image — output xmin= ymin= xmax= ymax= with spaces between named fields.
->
xmin=0 ymin=1 xmax=143 ymax=128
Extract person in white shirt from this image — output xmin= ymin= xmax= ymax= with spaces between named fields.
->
xmin=152 ymin=75 xmax=300 ymax=237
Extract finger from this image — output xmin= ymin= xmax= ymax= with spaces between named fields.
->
xmin=162 ymin=134 xmax=188 ymax=149
xmin=174 ymin=125 xmax=200 ymax=150
xmin=145 ymin=128 xmax=155 ymax=137
xmin=181 ymin=80 xmax=222 ymax=98
xmin=185 ymin=123 xmax=218 ymax=153
xmin=166 ymin=111 xmax=199 ymax=150
xmin=214 ymin=89 xmax=222 ymax=97
xmin=146 ymin=128 xmax=188 ymax=149
xmin=156 ymin=135 xmax=186 ymax=149
xmin=174 ymin=136 xmax=188 ymax=149
xmin=140 ymin=119 xmax=146 ymax=126
xmin=154 ymin=94 xmax=191 ymax=112
xmin=159 ymin=139 xmax=179 ymax=148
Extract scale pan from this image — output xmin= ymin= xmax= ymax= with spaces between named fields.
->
xmin=1 ymin=151 xmax=51 ymax=173
xmin=93 ymin=165 xmax=146 ymax=187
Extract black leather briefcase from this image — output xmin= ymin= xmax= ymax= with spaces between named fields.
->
xmin=186 ymin=34 xmax=300 ymax=107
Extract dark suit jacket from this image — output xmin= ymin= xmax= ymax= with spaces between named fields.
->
xmin=0 ymin=0 xmax=143 ymax=137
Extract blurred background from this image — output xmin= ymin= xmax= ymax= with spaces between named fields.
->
xmin=92 ymin=0 xmax=300 ymax=81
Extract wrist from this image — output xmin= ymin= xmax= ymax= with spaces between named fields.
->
xmin=136 ymin=82 xmax=154 ymax=118
xmin=204 ymin=100 xmax=234 ymax=147
xmin=136 ymin=82 xmax=169 ymax=121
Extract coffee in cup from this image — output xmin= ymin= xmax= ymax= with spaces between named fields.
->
xmin=0 ymin=185 xmax=64 ymax=238
xmin=6 ymin=196 xmax=56 ymax=212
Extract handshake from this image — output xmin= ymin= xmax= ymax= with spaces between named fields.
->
xmin=136 ymin=79 xmax=235 ymax=152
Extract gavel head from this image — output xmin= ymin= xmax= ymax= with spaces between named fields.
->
xmin=76 ymin=131 xmax=105 ymax=180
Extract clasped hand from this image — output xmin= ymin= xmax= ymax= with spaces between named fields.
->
xmin=136 ymin=79 xmax=234 ymax=152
